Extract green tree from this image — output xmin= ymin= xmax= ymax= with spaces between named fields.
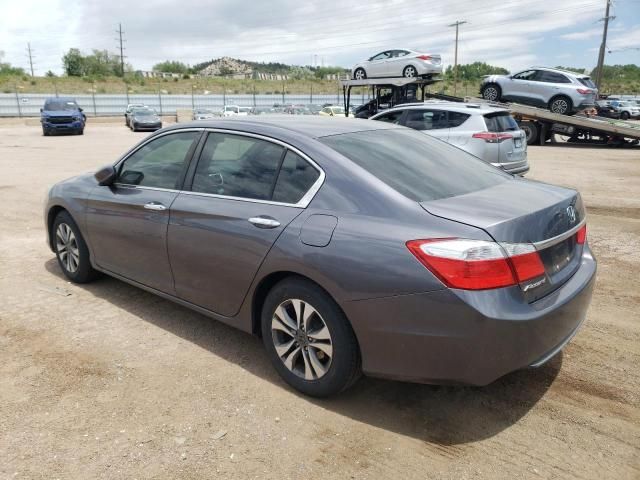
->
xmin=62 ymin=48 xmax=85 ymax=76
xmin=152 ymin=60 xmax=190 ymax=74
xmin=0 ymin=51 xmax=26 ymax=76
xmin=444 ymin=62 xmax=508 ymax=81
xmin=62 ymin=48 xmax=128 ymax=77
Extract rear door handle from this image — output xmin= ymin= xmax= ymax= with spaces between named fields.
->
xmin=248 ymin=216 xmax=280 ymax=229
xmin=144 ymin=202 xmax=167 ymax=211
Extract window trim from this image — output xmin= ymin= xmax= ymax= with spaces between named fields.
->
xmin=112 ymin=128 xmax=205 ymax=192
xmin=182 ymin=128 xmax=325 ymax=209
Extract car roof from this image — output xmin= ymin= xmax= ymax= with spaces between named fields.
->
xmin=162 ymin=115 xmax=400 ymax=138
xmin=529 ymin=66 xmax=589 ymax=78
xmin=375 ymin=101 xmax=508 ymax=115
xmin=46 ymin=97 xmax=76 ymax=102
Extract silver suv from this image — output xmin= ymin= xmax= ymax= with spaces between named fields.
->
xmin=370 ymin=102 xmax=528 ymax=175
xmin=480 ymin=67 xmax=597 ymax=115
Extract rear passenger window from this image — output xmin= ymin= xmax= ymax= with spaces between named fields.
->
xmin=404 ymin=110 xmax=448 ymax=130
xmin=374 ymin=110 xmax=404 ymax=124
xmin=447 ymin=112 xmax=470 ymax=128
xmin=192 ymin=133 xmax=284 ymax=200
xmin=272 ymin=151 xmax=320 ymax=204
xmin=535 ymin=71 xmax=570 ymax=83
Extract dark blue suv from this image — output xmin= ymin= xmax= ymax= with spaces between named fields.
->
xmin=40 ymin=97 xmax=86 ymax=136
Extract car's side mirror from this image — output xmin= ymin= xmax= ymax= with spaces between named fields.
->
xmin=95 ymin=165 xmax=117 ymax=186
xmin=79 ymin=107 xmax=83 ymax=112
xmin=40 ymin=108 xmax=43 ymax=112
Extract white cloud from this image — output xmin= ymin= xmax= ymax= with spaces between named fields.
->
xmin=0 ymin=0 xmax=623 ymax=74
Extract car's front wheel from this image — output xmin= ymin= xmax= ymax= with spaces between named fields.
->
xmin=549 ymin=96 xmax=573 ymax=115
xmin=353 ymin=68 xmax=366 ymax=80
xmin=403 ymin=65 xmax=417 ymax=78
xmin=620 ymin=111 xmax=630 ymax=120
xmin=481 ymin=83 xmax=501 ymax=101
xmin=261 ymin=278 xmax=361 ymax=397
xmin=52 ymin=211 xmax=97 ymax=283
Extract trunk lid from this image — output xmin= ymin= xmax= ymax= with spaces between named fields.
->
xmin=420 ymin=179 xmax=585 ymax=298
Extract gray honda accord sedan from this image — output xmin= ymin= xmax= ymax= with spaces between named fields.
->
xmin=45 ymin=116 xmax=596 ymax=397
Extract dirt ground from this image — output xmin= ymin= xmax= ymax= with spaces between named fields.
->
xmin=0 ymin=124 xmax=638 ymax=479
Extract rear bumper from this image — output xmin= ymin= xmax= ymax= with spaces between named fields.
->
xmin=343 ymin=246 xmax=596 ymax=386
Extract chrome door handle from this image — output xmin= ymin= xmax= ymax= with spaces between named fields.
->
xmin=248 ymin=217 xmax=280 ymax=228
xmin=144 ymin=202 xmax=167 ymax=211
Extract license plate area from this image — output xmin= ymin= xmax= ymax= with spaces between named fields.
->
xmin=539 ymin=236 xmax=577 ymax=276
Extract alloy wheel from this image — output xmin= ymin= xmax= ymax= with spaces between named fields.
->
xmin=354 ymin=69 xmax=365 ymax=80
xmin=55 ymin=223 xmax=80 ymax=273
xmin=551 ymin=98 xmax=569 ymax=114
xmin=404 ymin=66 xmax=417 ymax=78
xmin=271 ymin=298 xmax=333 ymax=380
xmin=484 ymin=86 xmax=498 ymax=101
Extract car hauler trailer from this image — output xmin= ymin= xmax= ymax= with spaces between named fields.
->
xmin=341 ymin=77 xmax=640 ymax=147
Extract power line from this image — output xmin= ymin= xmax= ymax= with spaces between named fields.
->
xmin=26 ymin=42 xmax=35 ymax=77
xmin=116 ymin=23 xmax=126 ymax=76
xmin=448 ymin=20 xmax=467 ymax=95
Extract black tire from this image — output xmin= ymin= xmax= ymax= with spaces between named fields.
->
xmin=52 ymin=211 xmax=98 ymax=283
xmin=353 ymin=68 xmax=366 ymax=80
xmin=520 ymin=121 xmax=540 ymax=145
xmin=481 ymin=83 xmax=501 ymax=102
xmin=402 ymin=65 xmax=417 ymax=78
xmin=620 ymin=111 xmax=630 ymax=120
xmin=261 ymin=277 xmax=361 ymax=397
xmin=549 ymin=95 xmax=573 ymax=115
xmin=132 ymin=123 xmax=137 ymax=132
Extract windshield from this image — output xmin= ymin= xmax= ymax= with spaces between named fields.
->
xmin=618 ymin=102 xmax=632 ymax=107
xmin=331 ymin=107 xmax=345 ymax=114
xmin=44 ymin=100 xmax=78 ymax=111
xmin=133 ymin=109 xmax=154 ymax=116
xmin=320 ymin=129 xmax=510 ymax=202
xmin=484 ymin=112 xmax=519 ymax=132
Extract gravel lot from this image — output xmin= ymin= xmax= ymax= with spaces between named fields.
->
xmin=1 ymin=124 xmax=638 ymax=479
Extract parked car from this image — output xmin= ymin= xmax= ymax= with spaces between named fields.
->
xmin=124 ymin=103 xmax=146 ymax=127
xmin=129 ymin=107 xmax=162 ymax=132
xmin=239 ymin=107 xmax=251 ymax=116
xmin=40 ymin=97 xmax=85 ymax=136
xmin=371 ymin=102 xmax=529 ymax=175
xmin=352 ymin=49 xmax=442 ymax=79
xmin=193 ymin=108 xmax=216 ymax=120
xmin=222 ymin=105 xmax=243 ymax=117
xmin=608 ymin=100 xmax=640 ymax=120
xmin=285 ymin=105 xmax=312 ymax=115
xmin=480 ymin=67 xmax=597 ymax=115
xmin=45 ymin=116 xmax=595 ymax=397
xmin=594 ymin=100 xmax=621 ymax=119
xmin=306 ymin=104 xmax=322 ymax=115
xmin=319 ymin=106 xmax=346 ymax=117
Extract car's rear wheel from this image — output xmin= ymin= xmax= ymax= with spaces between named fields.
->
xmin=620 ymin=111 xmax=630 ymax=120
xmin=52 ymin=211 xmax=98 ymax=283
xmin=481 ymin=83 xmax=501 ymax=101
xmin=519 ymin=121 xmax=540 ymax=145
xmin=403 ymin=65 xmax=417 ymax=78
xmin=549 ymin=96 xmax=573 ymax=115
xmin=353 ymin=68 xmax=366 ymax=80
xmin=261 ymin=278 xmax=361 ymax=397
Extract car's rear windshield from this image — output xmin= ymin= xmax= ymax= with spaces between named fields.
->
xmin=484 ymin=112 xmax=519 ymax=132
xmin=578 ymin=77 xmax=596 ymax=88
xmin=320 ymin=129 xmax=510 ymax=202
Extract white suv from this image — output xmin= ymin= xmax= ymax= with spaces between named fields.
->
xmin=480 ymin=67 xmax=597 ymax=115
xmin=370 ymin=102 xmax=529 ymax=175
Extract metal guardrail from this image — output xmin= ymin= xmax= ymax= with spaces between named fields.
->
xmin=0 ymin=92 xmax=373 ymax=117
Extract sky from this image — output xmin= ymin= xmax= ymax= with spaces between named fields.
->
xmin=1 ymin=0 xmax=639 ymax=75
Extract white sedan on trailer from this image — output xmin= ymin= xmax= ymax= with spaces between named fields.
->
xmin=352 ymin=49 xmax=442 ymax=80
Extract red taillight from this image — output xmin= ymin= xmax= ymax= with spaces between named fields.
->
xmin=472 ymin=132 xmax=513 ymax=143
xmin=406 ymin=239 xmax=545 ymax=291
xmin=577 ymin=88 xmax=593 ymax=94
xmin=576 ymin=224 xmax=587 ymax=244
xmin=416 ymin=55 xmax=432 ymax=61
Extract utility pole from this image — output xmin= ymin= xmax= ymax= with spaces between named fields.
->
xmin=116 ymin=23 xmax=126 ymax=77
xmin=26 ymin=43 xmax=35 ymax=77
xmin=595 ymin=0 xmax=614 ymax=90
xmin=448 ymin=20 xmax=467 ymax=96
